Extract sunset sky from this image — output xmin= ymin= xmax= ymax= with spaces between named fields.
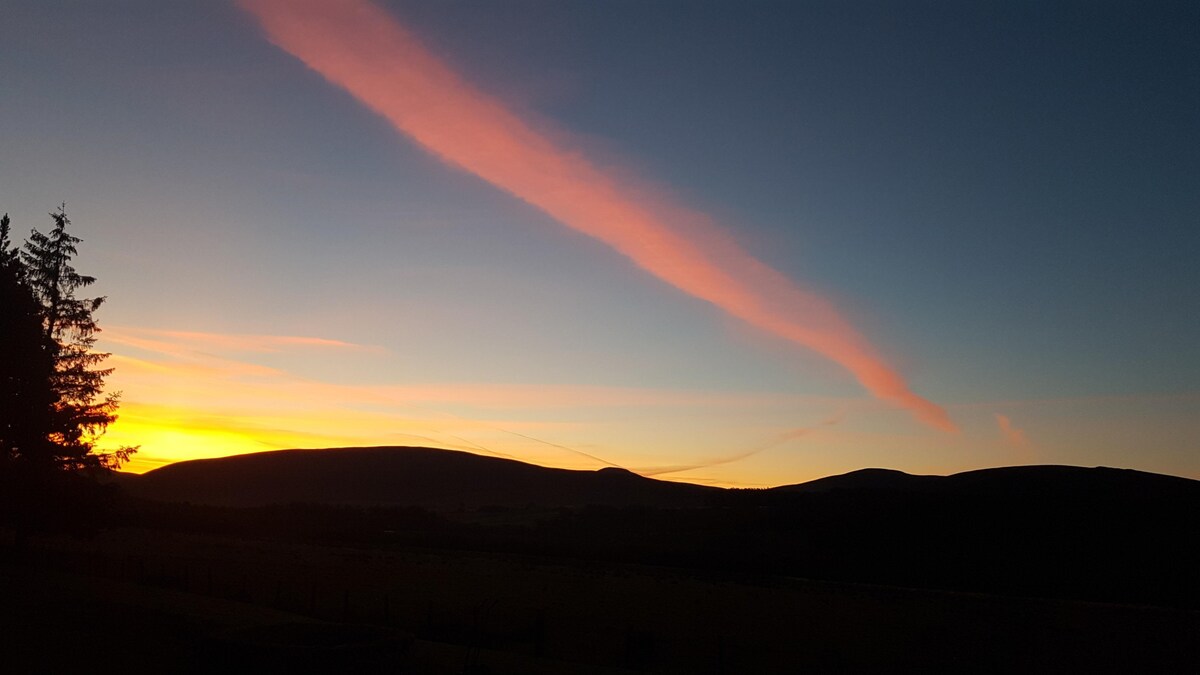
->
xmin=2 ymin=1 xmax=1197 ymax=485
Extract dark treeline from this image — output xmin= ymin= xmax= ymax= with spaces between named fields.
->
xmin=115 ymin=475 xmax=1200 ymax=611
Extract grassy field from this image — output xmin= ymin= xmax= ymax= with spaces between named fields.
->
xmin=7 ymin=528 xmax=1197 ymax=673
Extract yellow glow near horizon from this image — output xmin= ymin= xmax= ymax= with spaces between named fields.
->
xmin=107 ymin=425 xmax=271 ymax=474
xmin=93 ymin=326 xmax=1123 ymax=487
xmin=101 ymin=401 xmax=487 ymax=474
xmin=93 ymin=326 xmax=865 ymax=484
xmin=103 ymin=404 xmax=320 ymax=473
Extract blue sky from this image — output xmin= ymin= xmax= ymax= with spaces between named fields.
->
xmin=2 ymin=1 xmax=1197 ymax=483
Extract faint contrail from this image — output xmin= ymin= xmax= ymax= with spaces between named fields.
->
xmin=377 ymin=394 xmax=624 ymax=468
xmin=637 ymin=411 xmax=844 ymax=476
xmin=495 ymin=428 xmax=624 ymax=468
xmin=438 ymin=432 xmax=521 ymax=461
xmin=395 ymin=431 xmax=519 ymax=461
xmin=239 ymin=0 xmax=955 ymax=432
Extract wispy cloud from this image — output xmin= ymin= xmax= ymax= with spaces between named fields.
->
xmin=994 ymin=413 xmax=1028 ymax=448
xmin=108 ymin=352 xmax=285 ymax=379
xmin=105 ymin=326 xmax=379 ymax=355
xmin=101 ymin=326 xmax=860 ymax=411
xmin=238 ymin=0 xmax=954 ymax=432
xmin=101 ymin=326 xmax=846 ymax=474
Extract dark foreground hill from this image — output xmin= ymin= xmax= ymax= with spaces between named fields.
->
xmin=14 ymin=454 xmax=1194 ymax=673
xmin=126 ymin=446 xmax=717 ymax=509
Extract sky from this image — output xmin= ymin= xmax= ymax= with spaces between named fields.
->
xmin=2 ymin=0 xmax=1197 ymax=486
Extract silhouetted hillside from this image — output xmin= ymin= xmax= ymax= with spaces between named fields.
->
xmin=126 ymin=446 xmax=716 ymax=509
xmin=773 ymin=464 xmax=1198 ymax=499
xmin=772 ymin=467 xmax=939 ymax=493
xmin=742 ymin=464 xmax=1200 ymax=607
xmin=118 ymin=451 xmax=1200 ymax=608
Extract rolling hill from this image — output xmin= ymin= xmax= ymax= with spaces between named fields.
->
xmin=115 ymin=448 xmax=1200 ymax=607
xmin=124 ymin=446 xmax=718 ymax=509
xmin=125 ymin=447 xmax=1200 ymax=514
xmin=773 ymin=463 xmax=1200 ymax=499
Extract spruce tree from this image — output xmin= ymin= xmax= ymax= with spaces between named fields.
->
xmin=0 ymin=214 xmax=56 ymax=467
xmin=16 ymin=206 xmax=135 ymax=471
xmin=0 ymin=213 xmax=20 ymax=269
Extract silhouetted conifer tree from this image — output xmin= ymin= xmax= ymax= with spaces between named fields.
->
xmin=0 ymin=214 xmax=57 ymax=468
xmin=10 ymin=206 xmax=136 ymax=471
xmin=0 ymin=213 xmax=19 ymax=268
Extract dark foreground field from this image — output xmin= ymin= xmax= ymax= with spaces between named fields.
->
xmin=6 ymin=450 xmax=1199 ymax=672
xmin=6 ymin=528 xmax=1198 ymax=674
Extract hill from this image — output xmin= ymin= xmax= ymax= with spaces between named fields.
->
xmin=772 ymin=467 xmax=939 ymax=493
xmin=114 ymin=451 xmax=1200 ymax=607
xmin=773 ymin=463 xmax=1199 ymax=498
xmin=125 ymin=446 xmax=717 ymax=509
xmin=756 ymin=464 xmax=1200 ymax=607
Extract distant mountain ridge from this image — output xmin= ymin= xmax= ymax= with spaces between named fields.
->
xmin=126 ymin=446 xmax=718 ymax=509
xmin=772 ymin=463 xmax=1200 ymax=499
xmin=123 ymin=445 xmax=1199 ymax=510
xmin=772 ymin=467 xmax=939 ymax=493
xmin=119 ymin=447 xmax=1200 ymax=608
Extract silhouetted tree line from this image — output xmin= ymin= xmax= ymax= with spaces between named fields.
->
xmin=1 ymin=206 xmax=135 ymax=535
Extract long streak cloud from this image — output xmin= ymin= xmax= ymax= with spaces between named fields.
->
xmin=239 ymin=0 xmax=955 ymax=432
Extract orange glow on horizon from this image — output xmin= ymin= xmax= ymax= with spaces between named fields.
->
xmin=99 ymin=329 xmax=861 ymax=481
xmin=238 ymin=0 xmax=955 ymax=432
xmin=105 ymin=400 xmax=597 ymax=475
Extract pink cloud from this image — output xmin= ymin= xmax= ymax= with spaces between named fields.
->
xmin=238 ymin=0 xmax=954 ymax=432
xmin=995 ymin=413 xmax=1028 ymax=448
xmin=105 ymin=326 xmax=376 ymax=354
